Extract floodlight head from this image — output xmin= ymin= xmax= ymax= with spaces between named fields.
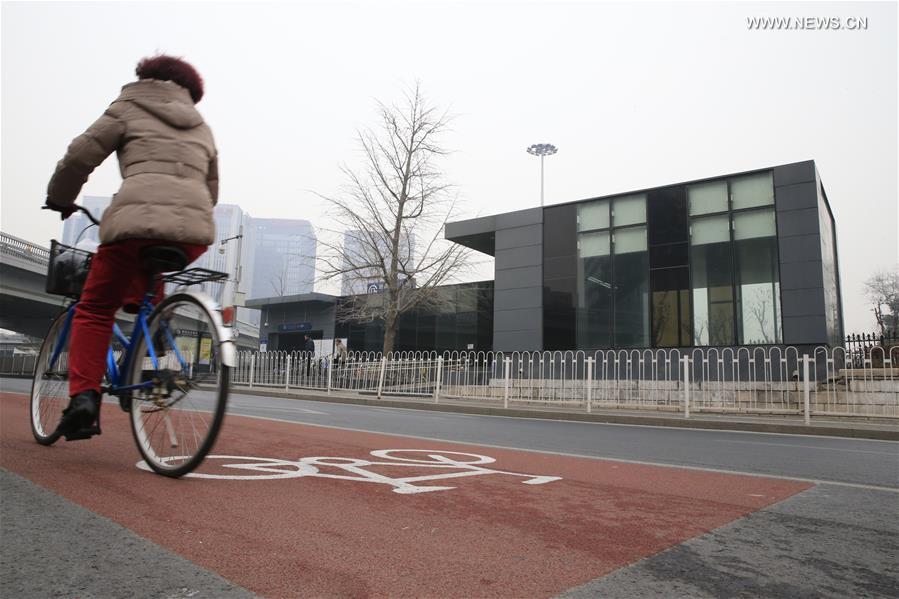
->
xmin=526 ymin=143 xmax=558 ymax=157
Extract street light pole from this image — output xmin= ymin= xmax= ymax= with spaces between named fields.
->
xmin=219 ymin=227 xmax=244 ymax=321
xmin=527 ymin=143 xmax=558 ymax=207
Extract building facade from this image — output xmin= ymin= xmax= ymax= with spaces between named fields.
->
xmin=61 ymin=195 xmax=111 ymax=246
xmin=246 ymin=281 xmax=494 ymax=354
xmin=446 ymin=160 xmax=843 ymax=352
xmin=248 ymin=218 xmax=316 ymax=300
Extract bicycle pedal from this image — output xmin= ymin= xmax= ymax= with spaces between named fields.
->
xmin=64 ymin=425 xmax=101 ymax=441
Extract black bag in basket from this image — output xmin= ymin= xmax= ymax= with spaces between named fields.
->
xmin=46 ymin=240 xmax=92 ymax=297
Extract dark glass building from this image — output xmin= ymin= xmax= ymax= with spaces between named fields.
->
xmin=246 ymin=281 xmax=494 ymax=353
xmin=446 ymin=160 xmax=843 ymax=352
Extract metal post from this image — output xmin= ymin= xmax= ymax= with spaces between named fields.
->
xmin=586 ymin=357 xmax=593 ymax=413
xmin=434 ymin=356 xmax=443 ymax=403
xmin=327 ymin=354 xmax=333 ymax=395
xmin=377 ymin=356 xmax=387 ymax=399
xmin=285 ymin=355 xmax=291 ymax=390
xmin=683 ymin=357 xmax=691 ymax=419
xmin=802 ymin=354 xmax=811 ymax=425
xmin=249 ymin=354 xmax=256 ymax=388
xmin=235 ymin=223 xmax=243 ymax=300
xmin=540 ymin=155 xmax=545 ymax=207
xmin=503 ymin=357 xmax=511 ymax=409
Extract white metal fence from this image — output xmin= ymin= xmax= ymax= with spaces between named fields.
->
xmin=224 ymin=346 xmax=898 ymax=420
xmin=5 ymin=346 xmax=897 ymax=420
xmin=0 ymin=353 xmax=39 ymax=376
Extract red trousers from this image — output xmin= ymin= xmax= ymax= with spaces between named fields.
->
xmin=68 ymin=239 xmax=206 ymax=397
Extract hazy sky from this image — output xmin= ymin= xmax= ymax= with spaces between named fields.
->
xmin=2 ymin=1 xmax=896 ymax=333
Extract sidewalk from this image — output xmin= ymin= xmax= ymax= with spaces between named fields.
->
xmin=227 ymin=384 xmax=899 ymax=441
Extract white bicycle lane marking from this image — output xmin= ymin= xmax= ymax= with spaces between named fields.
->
xmin=137 ymin=449 xmax=563 ymax=494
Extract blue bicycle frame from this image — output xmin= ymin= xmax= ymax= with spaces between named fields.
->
xmin=49 ymin=291 xmax=190 ymax=396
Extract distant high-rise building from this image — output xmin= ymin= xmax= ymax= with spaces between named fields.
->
xmin=59 ymin=196 xmax=317 ymax=324
xmin=340 ymin=229 xmax=415 ymax=295
xmin=61 ymin=195 xmax=111 ymax=246
xmin=248 ymin=218 xmax=316 ymax=299
xmin=189 ymin=204 xmax=251 ymax=307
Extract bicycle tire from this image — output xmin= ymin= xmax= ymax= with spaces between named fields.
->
xmin=126 ymin=292 xmax=229 ymax=478
xmin=30 ymin=310 xmax=71 ymax=445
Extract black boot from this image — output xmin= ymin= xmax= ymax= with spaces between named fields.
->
xmin=54 ymin=390 xmax=102 ymax=441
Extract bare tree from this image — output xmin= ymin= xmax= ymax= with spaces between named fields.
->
xmin=269 ymin=271 xmax=288 ymax=297
xmin=269 ymin=257 xmax=293 ymax=297
xmin=316 ymin=83 xmax=471 ymax=353
xmin=864 ymin=267 xmax=899 ymax=337
xmin=749 ymin=289 xmax=773 ymax=344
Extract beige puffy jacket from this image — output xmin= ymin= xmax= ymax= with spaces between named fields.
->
xmin=46 ymin=79 xmax=218 ymax=245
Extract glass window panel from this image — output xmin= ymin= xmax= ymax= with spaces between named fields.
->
xmin=613 ymin=226 xmax=647 ymax=254
xmin=688 ymin=180 xmax=728 ymax=215
xmin=578 ymin=231 xmax=610 ymax=258
xmin=613 ymin=249 xmax=649 ymax=348
xmin=691 ymin=232 xmax=735 ymax=347
xmin=578 ymin=200 xmax=609 ymax=232
xmin=613 ymin=194 xmax=646 ymax=227
xmin=577 ymin=255 xmax=613 ymax=349
xmin=734 ymin=233 xmax=782 ymax=345
xmin=731 ymin=172 xmax=774 ymax=210
xmin=734 ymin=209 xmax=776 ymax=240
xmin=577 ymin=230 xmax=612 ymax=348
xmin=650 ymin=243 xmax=688 ymax=268
xmin=691 ymin=215 xmax=730 ymax=246
xmin=648 ymin=187 xmax=688 ymax=245
xmin=651 ymin=267 xmax=691 ymax=347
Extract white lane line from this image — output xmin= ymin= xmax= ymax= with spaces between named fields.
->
xmin=225 ymin=411 xmax=899 ymax=494
xmin=251 ymin=396 xmax=899 ymax=445
xmin=716 ymin=439 xmax=899 ymax=456
xmin=231 ymin=403 xmax=328 ymax=416
xmin=367 ymin=406 xmax=445 ymax=418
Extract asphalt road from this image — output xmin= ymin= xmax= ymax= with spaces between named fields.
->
xmin=2 ymin=376 xmax=897 ymax=598
xmin=5 ymin=377 xmax=892 ymax=489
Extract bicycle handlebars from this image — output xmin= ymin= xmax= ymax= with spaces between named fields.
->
xmin=42 ymin=204 xmax=101 ymax=226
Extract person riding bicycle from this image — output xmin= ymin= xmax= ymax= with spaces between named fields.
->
xmin=43 ymin=55 xmax=218 ymax=441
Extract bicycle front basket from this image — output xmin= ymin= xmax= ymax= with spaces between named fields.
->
xmin=46 ymin=240 xmax=93 ymax=298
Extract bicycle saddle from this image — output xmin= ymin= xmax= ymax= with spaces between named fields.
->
xmin=140 ymin=245 xmax=189 ymax=273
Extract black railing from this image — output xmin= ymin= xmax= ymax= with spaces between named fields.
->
xmin=845 ymin=332 xmax=899 ymax=368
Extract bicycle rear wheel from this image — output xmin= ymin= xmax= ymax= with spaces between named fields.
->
xmin=127 ymin=293 xmax=229 ymax=478
xmin=30 ymin=310 xmax=72 ymax=445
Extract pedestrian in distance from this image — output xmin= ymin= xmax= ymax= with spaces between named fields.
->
xmin=43 ymin=54 xmax=218 ymax=441
xmin=304 ymin=334 xmax=316 ymax=378
xmin=333 ymin=338 xmax=348 ymax=363
xmin=333 ymin=338 xmax=348 ymax=383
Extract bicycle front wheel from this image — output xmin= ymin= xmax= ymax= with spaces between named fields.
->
xmin=127 ymin=293 xmax=229 ymax=478
xmin=30 ymin=310 xmax=72 ymax=445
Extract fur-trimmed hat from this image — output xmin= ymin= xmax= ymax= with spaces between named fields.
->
xmin=135 ymin=54 xmax=204 ymax=103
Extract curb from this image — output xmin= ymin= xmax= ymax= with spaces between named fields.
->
xmin=226 ymin=386 xmax=899 ymax=441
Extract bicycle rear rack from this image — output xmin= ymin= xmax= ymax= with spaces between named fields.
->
xmin=161 ymin=268 xmax=229 ymax=286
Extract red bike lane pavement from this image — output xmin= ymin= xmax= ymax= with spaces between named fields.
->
xmin=0 ymin=392 xmax=811 ymax=598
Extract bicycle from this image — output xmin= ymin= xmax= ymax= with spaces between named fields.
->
xmin=30 ymin=206 xmax=235 ymax=478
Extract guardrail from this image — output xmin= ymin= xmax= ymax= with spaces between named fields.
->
xmin=0 ymin=232 xmax=50 ymax=266
xmin=5 ymin=345 xmax=896 ymax=421
xmin=0 ymin=353 xmax=39 ymax=377
xmin=226 ymin=346 xmax=899 ymax=421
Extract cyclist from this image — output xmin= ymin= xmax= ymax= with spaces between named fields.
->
xmin=43 ymin=55 xmax=218 ymax=441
